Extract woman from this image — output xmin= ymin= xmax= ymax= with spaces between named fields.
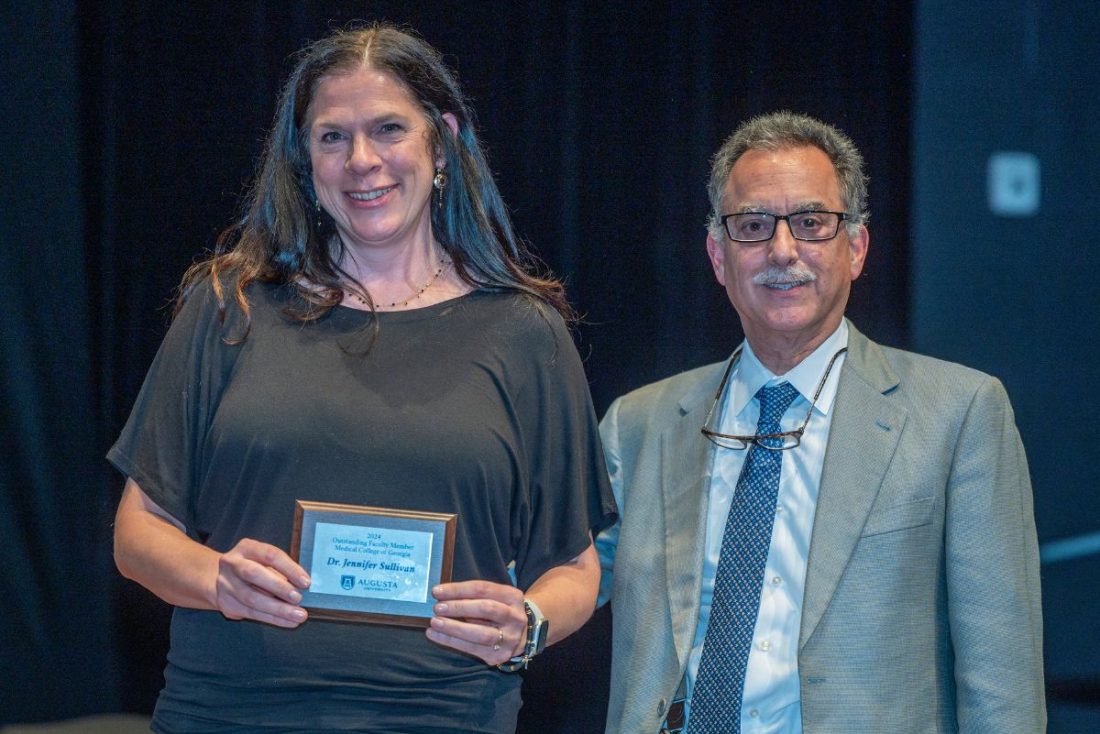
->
xmin=110 ymin=23 xmax=615 ymax=733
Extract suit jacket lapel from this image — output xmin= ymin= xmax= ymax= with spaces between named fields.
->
xmin=662 ymin=363 xmax=724 ymax=667
xmin=800 ymin=324 xmax=907 ymax=649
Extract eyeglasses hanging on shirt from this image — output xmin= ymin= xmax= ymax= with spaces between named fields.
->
xmin=700 ymin=347 xmax=848 ymax=451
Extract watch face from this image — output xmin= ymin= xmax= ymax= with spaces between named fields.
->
xmin=531 ymin=619 xmax=548 ymax=655
xmin=525 ymin=600 xmax=549 ymax=657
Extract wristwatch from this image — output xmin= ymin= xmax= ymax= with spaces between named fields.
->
xmin=497 ymin=599 xmax=549 ymax=672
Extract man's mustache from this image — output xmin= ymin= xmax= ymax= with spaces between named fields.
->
xmin=751 ymin=265 xmax=817 ymax=286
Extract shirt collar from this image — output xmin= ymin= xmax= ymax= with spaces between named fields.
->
xmin=727 ymin=320 xmax=850 ymax=419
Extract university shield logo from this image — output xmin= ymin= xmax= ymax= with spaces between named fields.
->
xmin=341 ymin=575 xmax=355 ymax=591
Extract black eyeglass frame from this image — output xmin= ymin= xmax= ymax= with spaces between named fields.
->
xmin=720 ymin=210 xmax=852 ymax=243
xmin=700 ymin=346 xmax=848 ymax=451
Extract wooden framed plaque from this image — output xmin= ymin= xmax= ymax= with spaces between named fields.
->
xmin=290 ymin=500 xmax=457 ymax=627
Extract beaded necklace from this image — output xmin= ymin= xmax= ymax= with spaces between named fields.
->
xmin=349 ymin=259 xmax=452 ymax=310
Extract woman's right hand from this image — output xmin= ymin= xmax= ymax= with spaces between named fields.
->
xmin=213 ymin=538 xmax=311 ymax=628
xmin=114 ymin=479 xmax=310 ymax=629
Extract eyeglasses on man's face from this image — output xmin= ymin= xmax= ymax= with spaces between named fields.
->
xmin=720 ymin=210 xmax=851 ymax=243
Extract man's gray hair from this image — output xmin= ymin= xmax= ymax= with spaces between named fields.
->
xmin=706 ymin=111 xmax=868 ymax=240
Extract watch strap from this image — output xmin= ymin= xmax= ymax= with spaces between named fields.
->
xmin=496 ymin=599 xmax=549 ymax=672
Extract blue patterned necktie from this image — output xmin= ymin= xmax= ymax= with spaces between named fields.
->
xmin=689 ymin=381 xmax=801 ymax=733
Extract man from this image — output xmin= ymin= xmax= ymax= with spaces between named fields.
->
xmin=595 ymin=111 xmax=1044 ymax=733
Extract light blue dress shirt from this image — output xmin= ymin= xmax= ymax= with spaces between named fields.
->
xmin=685 ymin=321 xmax=848 ymax=733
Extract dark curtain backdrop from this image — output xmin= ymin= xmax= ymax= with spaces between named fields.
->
xmin=3 ymin=1 xmax=913 ymax=728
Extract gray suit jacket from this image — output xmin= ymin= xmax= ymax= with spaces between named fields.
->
xmin=595 ymin=322 xmax=1045 ymax=733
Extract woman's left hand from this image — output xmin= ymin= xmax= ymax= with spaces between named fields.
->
xmin=426 ymin=580 xmax=528 ymax=666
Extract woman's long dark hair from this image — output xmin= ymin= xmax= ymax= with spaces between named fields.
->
xmin=179 ymin=23 xmax=570 ymax=335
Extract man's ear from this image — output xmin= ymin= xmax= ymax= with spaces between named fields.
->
xmin=706 ymin=232 xmax=727 ymax=286
xmin=848 ymin=224 xmax=869 ymax=280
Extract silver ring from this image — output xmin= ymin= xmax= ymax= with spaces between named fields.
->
xmin=492 ymin=626 xmax=504 ymax=651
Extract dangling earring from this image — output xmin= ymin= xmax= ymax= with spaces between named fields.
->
xmin=432 ymin=169 xmax=447 ymax=210
xmin=314 ymin=199 xmax=325 ymax=232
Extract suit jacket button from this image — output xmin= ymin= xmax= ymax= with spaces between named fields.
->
xmin=658 ymin=699 xmax=666 ymax=715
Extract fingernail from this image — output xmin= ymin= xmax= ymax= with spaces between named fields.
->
xmin=292 ymin=609 xmax=307 ymax=620
xmin=289 ymin=591 xmax=302 ymax=603
xmin=299 ymin=576 xmax=311 ymax=587
xmin=435 ymin=603 xmax=448 ymax=613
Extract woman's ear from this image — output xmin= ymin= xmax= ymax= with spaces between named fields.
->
xmin=442 ymin=112 xmax=459 ymax=139
xmin=435 ymin=113 xmax=460 ymax=169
